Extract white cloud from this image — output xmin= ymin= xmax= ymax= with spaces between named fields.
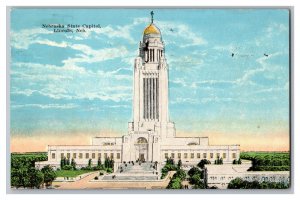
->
xmin=93 ymin=25 xmax=135 ymax=43
xmin=63 ymin=44 xmax=129 ymax=65
xmin=11 ymin=28 xmax=53 ymax=49
xmin=35 ymin=39 xmax=69 ymax=48
xmin=156 ymin=21 xmax=206 ymax=47
xmin=255 ymin=22 xmax=289 ymax=47
xmin=11 ymin=62 xmax=132 ymax=102
xmin=11 ymin=103 xmax=78 ymax=109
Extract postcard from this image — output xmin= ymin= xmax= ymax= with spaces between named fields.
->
xmin=9 ymin=8 xmax=291 ymax=190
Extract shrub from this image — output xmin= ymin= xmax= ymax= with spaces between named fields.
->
xmin=174 ymin=169 xmax=186 ymax=180
xmin=62 ymin=165 xmax=73 ymax=170
xmin=106 ymin=168 xmax=113 ymax=173
xmin=188 ymin=167 xmax=201 ymax=177
xmin=167 ymin=177 xmax=182 ymax=189
xmin=240 ymin=152 xmax=290 ymax=171
xmin=41 ymin=165 xmax=56 ymax=187
xmin=228 ymin=178 xmax=289 ymax=189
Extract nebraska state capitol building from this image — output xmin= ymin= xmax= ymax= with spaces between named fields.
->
xmin=37 ymin=14 xmax=240 ymax=170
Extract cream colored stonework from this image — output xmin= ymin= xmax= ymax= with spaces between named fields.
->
xmin=36 ymin=21 xmax=240 ymax=170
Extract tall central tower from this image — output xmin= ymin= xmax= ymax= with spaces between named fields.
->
xmin=129 ymin=12 xmax=175 ymax=139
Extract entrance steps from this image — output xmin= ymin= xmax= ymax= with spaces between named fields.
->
xmin=101 ymin=162 xmax=160 ymax=181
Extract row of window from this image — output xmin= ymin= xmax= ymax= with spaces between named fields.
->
xmin=164 ymin=152 xmax=236 ymax=159
xmin=51 ymin=152 xmax=121 ymax=160
xmin=144 ymin=48 xmax=163 ymax=63
xmin=209 ymin=176 xmax=288 ymax=182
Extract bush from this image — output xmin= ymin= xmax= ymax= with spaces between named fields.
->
xmin=106 ymin=168 xmax=113 ymax=173
xmin=240 ymin=152 xmax=290 ymax=171
xmin=190 ymin=174 xmax=201 ymax=185
xmin=41 ymin=165 xmax=56 ymax=187
xmin=160 ymin=160 xmax=178 ymax=179
xmin=188 ymin=167 xmax=201 ymax=177
xmin=166 ymin=169 xmax=187 ymax=189
xmin=94 ymin=176 xmax=99 ymax=180
xmin=228 ymin=178 xmax=289 ymax=189
xmin=99 ymin=172 xmax=104 ymax=176
xmin=215 ymin=157 xmax=223 ymax=165
xmin=62 ymin=165 xmax=73 ymax=170
xmin=11 ymin=152 xmax=48 ymax=188
xmin=167 ymin=177 xmax=182 ymax=189
xmin=174 ymin=169 xmax=186 ymax=180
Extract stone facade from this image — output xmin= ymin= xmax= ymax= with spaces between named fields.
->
xmin=205 ymin=164 xmax=290 ymax=189
xmin=36 ymin=18 xmax=240 ymax=170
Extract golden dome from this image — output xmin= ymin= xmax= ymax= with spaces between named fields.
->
xmin=143 ymin=23 xmax=161 ymax=35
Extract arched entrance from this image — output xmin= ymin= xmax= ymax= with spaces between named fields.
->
xmin=135 ymin=137 xmax=148 ymax=162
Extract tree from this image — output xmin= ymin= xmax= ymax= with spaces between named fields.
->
xmin=177 ymin=159 xmax=182 ymax=169
xmin=197 ymin=159 xmax=211 ymax=169
xmin=227 ymin=177 xmax=245 ymax=189
xmin=60 ymin=157 xmax=66 ymax=169
xmin=11 ymin=166 xmax=29 ymax=188
xmin=188 ymin=166 xmax=201 ymax=177
xmin=190 ymin=174 xmax=206 ymax=189
xmin=28 ymin=168 xmax=44 ymax=189
xmin=66 ymin=158 xmax=70 ymax=165
xmin=110 ymin=158 xmax=115 ymax=170
xmin=215 ymin=157 xmax=223 ymax=165
xmin=71 ymin=158 xmax=76 ymax=170
xmin=41 ymin=165 xmax=56 ymax=187
xmin=11 ymin=153 xmax=48 ymax=188
xmin=166 ymin=157 xmax=175 ymax=165
xmin=97 ymin=157 xmax=102 ymax=167
xmin=104 ymin=157 xmax=109 ymax=168
xmin=88 ymin=158 xmax=92 ymax=168
xmin=175 ymin=169 xmax=186 ymax=180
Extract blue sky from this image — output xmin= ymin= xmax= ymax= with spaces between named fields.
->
xmin=10 ymin=9 xmax=290 ymax=151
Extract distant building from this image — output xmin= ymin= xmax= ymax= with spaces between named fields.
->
xmin=36 ymin=13 xmax=240 ymax=170
xmin=206 ymin=163 xmax=290 ymax=189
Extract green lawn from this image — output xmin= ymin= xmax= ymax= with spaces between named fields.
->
xmin=55 ymin=170 xmax=96 ymax=177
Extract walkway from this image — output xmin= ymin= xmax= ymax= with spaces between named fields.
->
xmin=54 ymin=171 xmax=175 ymax=189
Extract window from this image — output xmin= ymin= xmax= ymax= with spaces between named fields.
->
xmin=67 ymin=153 xmax=70 ymax=159
xmin=184 ymin=153 xmax=188 ymax=159
xmin=171 ymin=153 xmax=175 ymax=159
xmin=92 ymin=153 xmax=95 ymax=159
xmin=210 ymin=153 xmax=214 ymax=159
xmin=86 ymin=153 xmax=89 ymax=159
xmin=98 ymin=153 xmax=101 ymax=159
xmin=73 ymin=153 xmax=76 ymax=158
xmin=165 ymin=153 xmax=168 ymax=159
xmin=178 ymin=153 xmax=181 ymax=159
xmin=203 ymin=153 xmax=207 ymax=159
xmin=79 ymin=153 xmax=83 ymax=159
xmin=191 ymin=153 xmax=194 ymax=159
xmin=104 ymin=153 xmax=108 ymax=159
xmin=51 ymin=153 xmax=55 ymax=159
xmin=61 ymin=153 xmax=64 ymax=159
xmin=197 ymin=153 xmax=201 ymax=159
xmin=117 ymin=153 xmax=120 ymax=159
xmin=223 ymin=153 xmax=226 ymax=158
xmin=232 ymin=153 xmax=236 ymax=159
xmin=217 ymin=153 xmax=220 ymax=158
xmin=110 ymin=153 xmax=114 ymax=159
